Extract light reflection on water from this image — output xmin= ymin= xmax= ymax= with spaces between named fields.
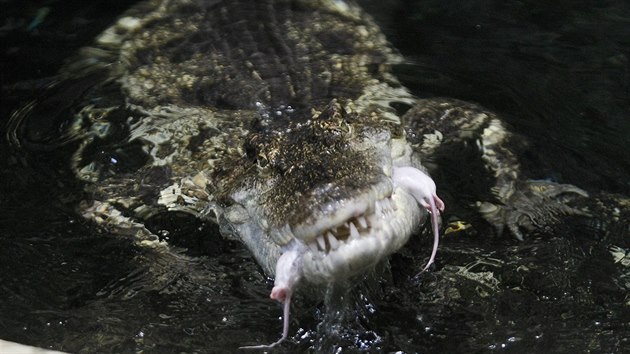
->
xmin=1 ymin=0 xmax=630 ymax=353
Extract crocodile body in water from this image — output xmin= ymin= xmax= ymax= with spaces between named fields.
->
xmin=11 ymin=0 xmax=621 ymax=349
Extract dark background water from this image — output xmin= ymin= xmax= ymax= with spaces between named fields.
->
xmin=1 ymin=0 xmax=629 ymax=353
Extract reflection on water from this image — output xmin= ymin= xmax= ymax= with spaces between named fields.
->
xmin=1 ymin=0 xmax=630 ymax=353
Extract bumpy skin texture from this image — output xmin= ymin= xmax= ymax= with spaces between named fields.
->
xmin=69 ymin=0 xmax=428 ymax=281
xmin=402 ymin=98 xmax=589 ymax=240
xmin=64 ymin=0 xmax=593 ymax=286
xmin=45 ymin=0 xmax=596 ymax=347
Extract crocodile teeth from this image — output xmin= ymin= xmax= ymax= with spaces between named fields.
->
xmin=367 ymin=214 xmax=378 ymax=227
xmin=316 ymin=235 xmax=326 ymax=251
xmin=349 ymin=222 xmax=360 ymax=241
xmin=357 ymin=216 xmax=368 ymax=229
xmin=327 ymin=232 xmax=340 ymax=250
xmin=304 ymin=196 xmax=399 ymax=254
xmin=367 ymin=200 xmax=375 ymax=214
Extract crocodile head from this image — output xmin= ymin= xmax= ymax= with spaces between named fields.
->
xmin=215 ymin=100 xmax=434 ymax=285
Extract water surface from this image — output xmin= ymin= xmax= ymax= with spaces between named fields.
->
xmin=1 ymin=0 xmax=629 ymax=352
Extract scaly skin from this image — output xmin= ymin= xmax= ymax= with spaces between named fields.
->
xmin=62 ymin=0 xmax=441 ymax=286
xmin=12 ymin=0 xmax=592 ymax=348
xmin=403 ymin=98 xmax=590 ymax=240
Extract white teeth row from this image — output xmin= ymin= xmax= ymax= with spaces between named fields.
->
xmin=308 ymin=217 xmax=370 ymax=253
xmin=306 ymin=197 xmax=395 ymax=254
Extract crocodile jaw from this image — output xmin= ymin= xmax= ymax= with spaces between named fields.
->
xmin=299 ymin=186 xmax=422 ymax=284
xmin=221 ymin=174 xmax=426 ymax=285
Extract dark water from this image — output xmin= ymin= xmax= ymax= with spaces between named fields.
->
xmin=1 ymin=1 xmax=630 ymax=353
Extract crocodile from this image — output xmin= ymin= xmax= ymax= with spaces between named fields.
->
xmin=11 ymin=0 xmax=595 ymax=348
